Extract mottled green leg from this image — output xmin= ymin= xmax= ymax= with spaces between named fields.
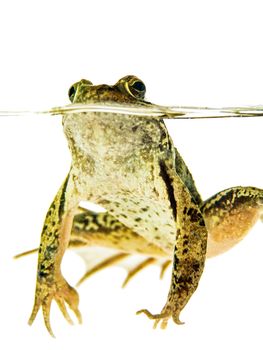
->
xmin=137 ymin=159 xmax=208 ymax=328
xmin=202 ymin=186 xmax=263 ymax=258
xmin=28 ymin=175 xmax=81 ymax=337
xmin=71 ymin=210 xmax=167 ymax=257
xmin=71 ymin=210 xmax=169 ymax=285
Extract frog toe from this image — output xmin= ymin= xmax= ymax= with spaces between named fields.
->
xmin=137 ymin=304 xmax=184 ymax=329
xmin=29 ymin=277 xmax=82 ymax=336
xmin=55 ymin=296 xmax=74 ymax=325
xmin=62 ymin=283 xmax=82 ymax=324
xmin=28 ymin=294 xmax=55 ymax=337
xmin=136 ymin=308 xmax=170 ymax=329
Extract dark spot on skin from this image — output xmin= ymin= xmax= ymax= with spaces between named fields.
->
xmin=159 ymin=161 xmax=177 ymax=221
xmin=191 ymin=198 xmax=196 ymax=204
xmin=135 ymin=217 xmax=142 ymax=222
xmin=58 ymin=174 xmax=70 ymax=218
xmin=183 ymin=240 xmax=189 ymax=247
xmin=110 ymin=219 xmax=118 ymax=226
xmin=173 ymin=255 xmax=179 ymax=269
xmin=52 ymin=221 xmax=56 ymax=226
xmin=38 ymin=263 xmax=49 ymax=279
xmin=176 ymin=276 xmax=193 ymax=285
xmin=154 ymin=227 xmax=158 ymax=231
xmin=38 ymin=270 xmax=48 ymax=279
xmin=199 ymin=219 xmax=205 ymax=226
xmin=183 ymin=248 xmax=188 ymax=254
xmin=142 ymin=134 xmax=153 ymax=144
xmin=92 ymin=215 xmax=99 ymax=226
xmin=120 ymin=213 xmax=128 ymax=218
xmin=192 ymin=262 xmax=200 ymax=272
xmin=84 ymin=218 xmax=90 ymax=226
xmin=155 ymin=236 xmax=161 ymax=240
xmin=43 ymin=225 xmax=48 ymax=231
xmin=44 ymin=245 xmax=57 ymax=259
xmin=142 ymin=207 xmax=149 ymax=212
xmin=187 ymin=207 xmax=203 ymax=223
xmin=187 ymin=208 xmax=194 ymax=216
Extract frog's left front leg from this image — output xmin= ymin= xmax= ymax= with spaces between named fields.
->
xmin=28 ymin=174 xmax=81 ymax=337
xmin=137 ymin=159 xmax=208 ymax=328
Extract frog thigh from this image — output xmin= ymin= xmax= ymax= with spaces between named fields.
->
xmin=202 ymin=186 xmax=263 ymax=258
xmin=71 ymin=209 xmax=170 ymax=285
xmin=72 ymin=209 xmax=167 ymax=257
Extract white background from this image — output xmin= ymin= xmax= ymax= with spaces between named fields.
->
xmin=0 ymin=0 xmax=263 ymax=349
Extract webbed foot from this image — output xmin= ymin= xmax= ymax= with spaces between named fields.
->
xmin=136 ymin=303 xmax=184 ymax=329
xmin=28 ymin=275 xmax=82 ymax=337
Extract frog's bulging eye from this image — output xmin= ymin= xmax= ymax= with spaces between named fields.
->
xmin=68 ymin=85 xmax=77 ymax=103
xmin=131 ymin=81 xmax=145 ymax=93
xmin=115 ymin=75 xmax=146 ymax=100
xmin=129 ymin=79 xmax=146 ymax=99
xmin=68 ymin=80 xmax=93 ymax=102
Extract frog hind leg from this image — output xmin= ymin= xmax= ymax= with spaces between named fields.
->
xmin=76 ymin=252 xmax=130 ymax=286
xmin=75 ymin=249 xmax=161 ymax=288
xmin=71 ymin=210 xmax=170 ymax=285
xmin=202 ymin=186 xmax=263 ymax=258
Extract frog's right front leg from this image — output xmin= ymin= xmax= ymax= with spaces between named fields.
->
xmin=28 ymin=174 xmax=81 ymax=337
xmin=137 ymin=159 xmax=208 ymax=328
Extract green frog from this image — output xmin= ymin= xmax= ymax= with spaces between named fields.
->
xmin=28 ymin=75 xmax=263 ymax=336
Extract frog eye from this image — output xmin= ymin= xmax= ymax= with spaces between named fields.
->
xmin=128 ymin=78 xmax=146 ymax=99
xmin=116 ymin=76 xmax=146 ymax=100
xmin=68 ymin=79 xmax=93 ymax=103
xmin=68 ymin=84 xmax=77 ymax=103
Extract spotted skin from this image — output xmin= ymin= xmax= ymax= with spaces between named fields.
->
xmin=202 ymin=186 xmax=263 ymax=257
xmin=29 ymin=176 xmax=82 ymax=337
xmin=29 ymin=75 xmax=263 ymax=335
xmin=70 ymin=186 xmax=263 ymax=260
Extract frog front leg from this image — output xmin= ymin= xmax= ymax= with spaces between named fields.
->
xmin=137 ymin=159 xmax=208 ymax=328
xmin=28 ymin=174 xmax=81 ymax=337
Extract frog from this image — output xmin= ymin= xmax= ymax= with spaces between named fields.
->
xmin=28 ymin=75 xmax=263 ymax=336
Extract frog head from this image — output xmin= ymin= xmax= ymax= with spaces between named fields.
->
xmin=68 ymin=75 xmax=147 ymax=105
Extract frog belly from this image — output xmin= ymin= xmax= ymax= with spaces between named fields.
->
xmin=87 ymin=190 xmax=177 ymax=255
